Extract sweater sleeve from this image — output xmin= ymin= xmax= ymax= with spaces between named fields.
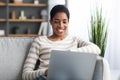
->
xmin=70 ymin=38 xmax=101 ymax=55
xmin=22 ymin=38 xmax=47 ymax=80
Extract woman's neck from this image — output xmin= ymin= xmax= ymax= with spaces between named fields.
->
xmin=48 ymin=35 xmax=66 ymax=41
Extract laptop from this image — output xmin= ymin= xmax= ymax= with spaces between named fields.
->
xmin=47 ymin=50 xmax=97 ymax=80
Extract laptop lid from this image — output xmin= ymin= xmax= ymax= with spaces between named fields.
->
xmin=47 ymin=50 xmax=97 ymax=80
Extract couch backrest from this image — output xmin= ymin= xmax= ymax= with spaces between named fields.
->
xmin=0 ymin=37 xmax=34 ymax=80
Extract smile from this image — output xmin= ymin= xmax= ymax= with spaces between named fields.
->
xmin=57 ymin=29 xmax=64 ymax=33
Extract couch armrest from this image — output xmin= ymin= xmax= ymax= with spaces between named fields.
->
xmin=93 ymin=56 xmax=103 ymax=80
xmin=93 ymin=56 xmax=111 ymax=80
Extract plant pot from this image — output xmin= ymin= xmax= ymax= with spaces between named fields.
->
xmin=13 ymin=26 xmax=20 ymax=34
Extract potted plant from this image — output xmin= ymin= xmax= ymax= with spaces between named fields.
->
xmin=13 ymin=26 xmax=20 ymax=34
xmin=88 ymin=7 xmax=108 ymax=57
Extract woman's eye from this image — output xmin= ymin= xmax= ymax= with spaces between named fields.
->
xmin=54 ymin=21 xmax=59 ymax=23
xmin=53 ymin=20 xmax=68 ymax=24
xmin=63 ymin=22 xmax=67 ymax=24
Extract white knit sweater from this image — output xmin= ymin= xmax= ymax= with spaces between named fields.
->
xmin=22 ymin=36 xmax=100 ymax=80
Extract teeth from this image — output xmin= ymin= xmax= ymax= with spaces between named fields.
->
xmin=58 ymin=29 xmax=64 ymax=32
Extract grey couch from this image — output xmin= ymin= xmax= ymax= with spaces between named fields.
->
xmin=0 ymin=37 xmax=103 ymax=80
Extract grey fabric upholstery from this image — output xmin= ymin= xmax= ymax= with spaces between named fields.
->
xmin=0 ymin=37 xmax=103 ymax=80
xmin=0 ymin=37 xmax=34 ymax=80
xmin=93 ymin=56 xmax=103 ymax=80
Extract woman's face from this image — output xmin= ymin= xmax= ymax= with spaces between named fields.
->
xmin=50 ymin=12 xmax=69 ymax=37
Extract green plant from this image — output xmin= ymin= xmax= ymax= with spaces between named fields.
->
xmin=89 ymin=7 xmax=108 ymax=57
xmin=13 ymin=26 xmax=20 ymax=34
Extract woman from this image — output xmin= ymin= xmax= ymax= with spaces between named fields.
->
xmin=22 ymin=5 xmax=100 ymax=80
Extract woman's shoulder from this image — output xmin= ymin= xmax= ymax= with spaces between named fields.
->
xmin=67 ymin=35 xmax=82 ymax=40
xmin=34 ymin=35 xmax=47 ymax=42
xmin=67 ymin=35 xmax=89 ymax=43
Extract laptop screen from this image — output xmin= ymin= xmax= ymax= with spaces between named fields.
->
xmin=47 ymin=50 xmax=97 ymax=80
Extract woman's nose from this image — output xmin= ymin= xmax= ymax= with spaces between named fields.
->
xmin=59 ymin=22 xmax=64 ymax=27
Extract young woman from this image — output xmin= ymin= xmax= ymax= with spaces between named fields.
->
xmin=22 ymin=5 xmax=100 ymax=80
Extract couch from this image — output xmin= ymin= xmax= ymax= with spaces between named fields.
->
xmin=0 ymin=37 xmax=108 ymax=80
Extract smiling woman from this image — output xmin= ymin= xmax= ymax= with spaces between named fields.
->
xmin=48 ymin=0 xmax=66 ymax=36
xmin=49 ymin=12 xmax=68 ymax=40
xmin=22 ymin=5 xmax=101 ymax=80
xmin=49 ymin=5 xmax=69 ymax=40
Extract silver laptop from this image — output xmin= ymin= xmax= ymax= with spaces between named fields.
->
xmin=47 ymin=50 xmax=97 ymax=80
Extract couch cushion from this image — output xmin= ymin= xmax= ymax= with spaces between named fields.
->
xmin=0 ymin=37 xmax=34 ymax=80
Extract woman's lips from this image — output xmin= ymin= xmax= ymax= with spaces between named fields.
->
xmin=57 ymin=29 xmax=64 ymax=33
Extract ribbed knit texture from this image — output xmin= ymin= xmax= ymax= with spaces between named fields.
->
xmin=22 ymin=36 xmax=100 ymax=80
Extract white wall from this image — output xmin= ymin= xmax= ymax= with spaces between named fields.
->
xmin=67 ymin=0 xmax=120 ymax=70
xmin=67 ymin=0 xmax=91 ymax=41
xmin=105 ymin=0 xmax=120 ymax=70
